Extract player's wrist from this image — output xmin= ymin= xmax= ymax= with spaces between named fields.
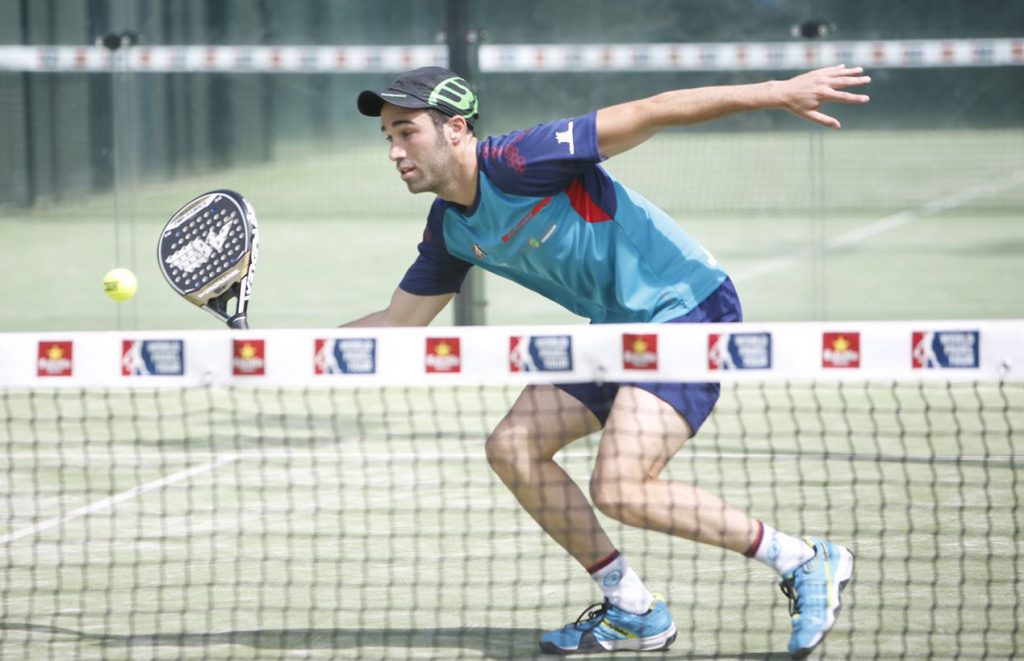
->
xmin=760 ymin=80 xmax=786 ymax=111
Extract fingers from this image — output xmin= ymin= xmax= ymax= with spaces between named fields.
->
xmin=815 ymin=65 xmax=872 ymax=107
xmin=806 ymin=110 xmax=840 ymax=129
xmin=786 ymin=64 xmax=870 ymax=128
xmin=803 ymin=65 xmax=871 ymax=87
xmin=823 ymin=89 xmax=871 ymax=105
xmin=823 ymin=65 xmax=871 ymax=88
xmin=831 ymin=75 xmax=872 ymax=89
xmin=824 ymin=64 xmax=864 ymax=76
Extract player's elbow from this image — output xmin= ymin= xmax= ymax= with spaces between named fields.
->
xmin=385 ymin=290 xmax=452 ymax=326
xmin=381 ymin=307 xmax=426 ymax=326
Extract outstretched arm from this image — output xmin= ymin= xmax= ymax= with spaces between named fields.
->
xmin=343 ymin=287 xmax=454 ymax=327
xmin=595 ymin=64 xmax=871 ymax=158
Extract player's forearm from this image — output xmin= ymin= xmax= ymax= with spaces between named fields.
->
xmin=646 ymin=81 xmax=780 ymax=128
xmin=598 ymin=66 xmax=867 ymax=157
xmin=646 ymin=66 xmax=870 ymax=132
xmin=597 ymin=81 xmax=780 ymax=157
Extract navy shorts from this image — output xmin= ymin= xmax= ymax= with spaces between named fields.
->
xmin=557 ymin=278 xmax=742 ymax=434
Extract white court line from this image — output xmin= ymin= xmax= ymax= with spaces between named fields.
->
xmin=731 ymin=168 xmax=1024 ymax=283
xmin=3 ymin=449 xmax=1006 ymax=543
xmin=0 ymin=454 xmax=239 ymax=545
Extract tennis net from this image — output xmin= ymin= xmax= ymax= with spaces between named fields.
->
xmin=2 ymin=321 xmax=1022 ymax=659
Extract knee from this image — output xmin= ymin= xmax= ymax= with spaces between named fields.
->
xmin=589 ymin=471 xmax=635 ymax=522
xmin=484 ymin=425 xmax=538 ymax=480
xmin=484 ymin=427 xmax=513 ymax=469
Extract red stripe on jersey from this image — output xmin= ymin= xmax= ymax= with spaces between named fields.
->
xmin=502 ymin=195 xmax=553 ymax=243
xmin=566 ymin=178 xmax=612 ymax=223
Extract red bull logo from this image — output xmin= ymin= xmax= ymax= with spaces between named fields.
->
xmin=822 ymin=332 xmax=860 ymax=369
xmin=426 ymin=338 xmax=461 ymax=373
xmin=233 ymin=339 xmax=265 ymax=376
xmin=37 ymin=341 xmax=73 ymax=377
xmin=623 ymin=333 xmax=658 ymax=370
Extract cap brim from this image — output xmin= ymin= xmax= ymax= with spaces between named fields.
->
xmin=357 ymin=89 xmax=432 ymax=117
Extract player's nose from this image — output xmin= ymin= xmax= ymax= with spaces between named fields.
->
xmin=389 ymin=142 xmax=406 ymax=161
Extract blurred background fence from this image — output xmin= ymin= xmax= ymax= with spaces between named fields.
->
xmin=1 ymin=5 xmax=1023 ymax=657
xmin=0 ymin=0 xmax=1022 ymax=328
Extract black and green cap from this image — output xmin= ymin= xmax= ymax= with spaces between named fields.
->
xmin=357 ymin=66 xmax=479 ymax=127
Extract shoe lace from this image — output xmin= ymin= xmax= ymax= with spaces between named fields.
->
xmin=574 ymin=601 xmax=609 ymax=627
xmin=779 ymin=576 xmax=800 ymax=616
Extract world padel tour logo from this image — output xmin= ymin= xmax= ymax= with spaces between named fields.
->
xmin=233 ymin=339 xmax=265 ymax=376
xmin=822 ymin=332 xmax=861 ymax=369
xmin=912 ymin=330 xmax=979 ymax=369
xmin=510 ymin=335 xmax=573 ymax=372
xmin=708 ymin=332 xmax=772 ymax=370
xmin=314 ymin=338 xmax=377 ymax=374
xmin=37 ymin=341 xmax=73 ymax=377
xmin=121 ymin=340 xmax=184 ymax=376
xmin=623 ymin=333 xmax=658 ymax=370
xmin=426 ymin=338 xmax=461 ymax=373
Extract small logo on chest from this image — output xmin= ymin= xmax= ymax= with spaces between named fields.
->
xmin=522 ymin=224 xmax=558 ymax=253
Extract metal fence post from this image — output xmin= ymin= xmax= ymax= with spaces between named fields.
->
xmin=447 ymin=0 xmax=486 ymax=326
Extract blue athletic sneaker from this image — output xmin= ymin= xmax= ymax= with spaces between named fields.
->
xmin=780 ymin=538 xmax=855 ymax=659
xmin=539 ymin=596 xmax=677 ymax=655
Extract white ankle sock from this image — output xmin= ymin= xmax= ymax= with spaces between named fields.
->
xmin=589 ymin=552 xmax=653 ymax=615
xmin=751 ymin=523 xmax=815 ymax=576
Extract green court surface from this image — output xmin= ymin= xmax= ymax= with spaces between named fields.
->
xmin=0 ymin=129 xmax=1021 ymax=331
xmin=1 ymin=382 xmax=1021 ymax=658
xmin=2 ymin=128 xmax=1022 ymax=658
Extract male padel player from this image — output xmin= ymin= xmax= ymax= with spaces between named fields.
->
xmin=346 ymin=65 xmax=869 ymax=658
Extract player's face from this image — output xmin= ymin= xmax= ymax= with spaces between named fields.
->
xmin=380 ymin=105 xmax=455 ymax=195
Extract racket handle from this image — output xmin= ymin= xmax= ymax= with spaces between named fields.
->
xmin=227 ymin=314 xmax=249 ymax=330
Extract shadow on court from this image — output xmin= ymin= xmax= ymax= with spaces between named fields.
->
xmin=1 ymin=621 xmax=788 ymax=659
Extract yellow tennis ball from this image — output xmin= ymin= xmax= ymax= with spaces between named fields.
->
xmin=103 ymin=267 xmax=138 ymax=302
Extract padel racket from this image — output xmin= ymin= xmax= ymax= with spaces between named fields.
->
xmin=158 ymin=189 xmax=259 ymax=329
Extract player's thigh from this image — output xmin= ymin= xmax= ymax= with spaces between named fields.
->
xmin=488 ymin=384 xmax=601 ymax=460
xmin=595 ymin=385 xmax=695 ymax=481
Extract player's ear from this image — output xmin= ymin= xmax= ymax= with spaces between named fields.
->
xmin=446 ymin=115 xmax=470 ymax=143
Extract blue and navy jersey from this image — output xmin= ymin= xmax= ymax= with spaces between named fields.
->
xmin=398 ymin=111 xmax=728 ymax=323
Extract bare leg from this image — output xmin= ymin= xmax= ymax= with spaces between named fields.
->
xmin=590 ymin=386 xmax=759 ymax=554
xmin=485 ymin=384 xmax=614 ymax=569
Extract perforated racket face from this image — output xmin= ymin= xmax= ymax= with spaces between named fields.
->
xmin=158 ymin=190 xmax=255 ymax=306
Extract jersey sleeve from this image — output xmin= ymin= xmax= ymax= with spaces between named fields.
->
xmin=398 ymin=200 xmax=473 ymax=296
xmin=478 ymin=111 xmax=603 ymax=197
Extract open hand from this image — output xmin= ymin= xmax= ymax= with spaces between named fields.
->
xmin=776 ymin=65 xmax=871 ymax=129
